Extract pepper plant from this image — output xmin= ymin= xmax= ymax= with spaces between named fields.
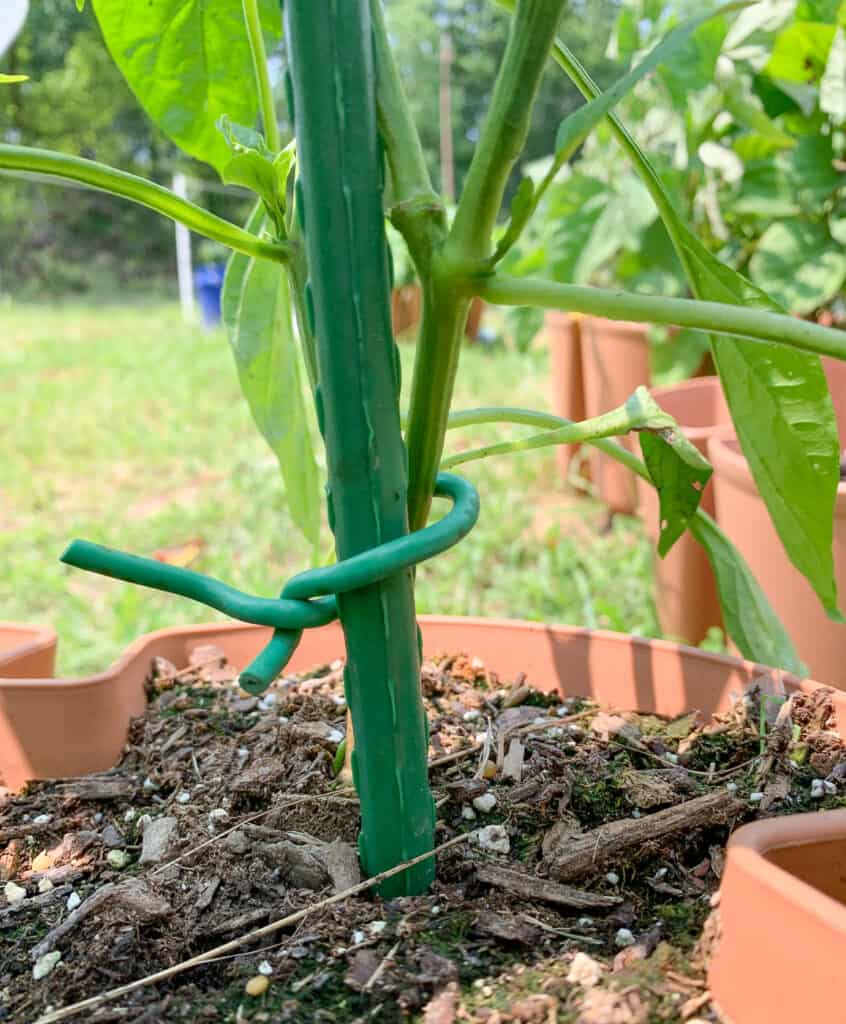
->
xmin=5 ymin=0 xmax=846 ymax=895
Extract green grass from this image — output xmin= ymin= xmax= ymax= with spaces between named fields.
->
xmin=0 ymin=298 xmax=659 ymax=674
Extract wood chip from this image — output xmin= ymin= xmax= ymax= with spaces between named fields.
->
xmin=476 ymin=863 xmax=621 ymax=910
xmin=544 ymin=791 xmax=742 ymax=882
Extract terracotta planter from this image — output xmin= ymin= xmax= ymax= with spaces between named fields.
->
xmin=709 ymin=434 xmax=846 ymax=687
xmin=710 ymin=809 xmax=846 ymax=1024
xmin=0 ymin=614 xmax=828 ymax=791
xmin=637 ymin=377 xmax=731 ymax=645
xmin=6 ymin=615 xmax=846 ymax=1019
xmin=390 ymin=284 xmax=421 ymax=337
xmin=580 ymin=317 xmax=651 ymax=514
xmin=545 ymin=311 xmax=586 ymax=478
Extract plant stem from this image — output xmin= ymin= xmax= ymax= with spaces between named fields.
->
xmin=369 ymin=0 xmax=434 ymax=207
xmin=480 ymin=274 xmax=846 ymax=362
xmin=284 ymin=0 xmax=435 ymax=896
xmin=242 ymin=0 xmax=281 ymax=151
xmin=0 ymin=144 xmax=292 ymax=264
xmin=405 ymin=280 xmax=469 ymax=530
xmin=448 ymin=0 xmax=566 ymax=262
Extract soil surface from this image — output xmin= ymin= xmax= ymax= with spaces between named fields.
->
xmin=2 ymin=647 xmax=845 ymax=1024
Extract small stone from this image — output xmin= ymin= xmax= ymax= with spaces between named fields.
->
xmin=473 ymin=793 xmax=497 ymax=814
xmin=176 ymin=791 xmax=191 ymax=805
xmin=461 ymin=805 xmax=477 ymax=821
xmin=93 ymin=812 xmax=104 ymax=824
xmin=463 ymin=709 xmax=481 ymax=722
xmin=811 ymin=779 xmax=826 ymax=799
xmin=37 ymin=878 xmax=54 ymax=895
xmin=474 ymin=732 xmax=488 ymax=745
xmin=326 ymin=729 xmax=344 ymax=745
xmin=430 ymin=905 xmax=441 ymax=916
xmin=66 ymin=892 xmax=81 ymax=911
xmin=663 ymin=752 xmax=679 ymax=765
xmin=209 ymin=808 xmax=228 ymax=823
xmin=106 ymin=850 xmax=130 ymax=870
xmin=257 ymin=960 xmax=273 ymax=976
xmin=368 ymin=920 xmax=387 ymax=935
xmin=605 ymin=872 xmax=620 ymax=886
xmin=614 ymin=928 xmax=636 ymax=949
xmin=245 ymin=975 xmax=269 ymax=997
xmin=726 ymin=782 xmax=738 ymax=794
xmin=824 ymin=780 xmax=837 ymax=795
xmin=32 ymin=814 xmax=52 ymax=825
xmin=567 ymin=951 xmax=602 ymax=987
xmin=4 ymin=881 xmax=26 ymax=905
xmin=140 ymin=816 xmax=178 ymax=865
xmin=33 ymin=951 xmax=61 ymax=981
xmin=351 ymin=929 xmax=366 ymax=945
xmin=577 ymin=917 xmax=593 ymax=928
xmin=545 ymin=727 xmax=565 ymax=738
xmin=748 ymin=791 xmax=764 ymax=804
xmin=331 ymin=695 xmax=346 ymax=707
xmin=258 ymin=693 xmax=278 ymax=709
xmin=143 ymin=777 xmax=158 ymax=791
xmin=123 ymin=809 xmax=137 ymax=823
xmin=476 ymin=825 xmax=510 ymax=855
xmin=100 ymin=824 xmax=124 ymax=848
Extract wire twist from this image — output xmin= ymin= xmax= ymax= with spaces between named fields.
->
xmin=61 ymin=472 xmax=480 ymax=694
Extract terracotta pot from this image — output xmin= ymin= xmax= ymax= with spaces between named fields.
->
xmin=465 ymin=296 xmax=484 ymax=340
xmin=709 ymin=433 xmax=846 ymax=686
xmin=6 ymin=615 xmax=846 ymax=1019
xmin=580 ymin=317 xmax=651 ymax=514
xmin=637 ymin=377 xmax=731 ymax=645
xmin=0 ymin=623 xmax=57 ymax=679
xmin=710 ymin=809 xmax=846 ymax=1024
xmin=545 ymin=311 xmax=586 ymax=478
xmin=390 ymin=284 xmax=421 ymax=337
xmin=0 ymin=614 xmax=829 ymax=791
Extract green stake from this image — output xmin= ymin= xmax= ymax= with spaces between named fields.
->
xmin=283 ymin=0 xmax=437 ymax=895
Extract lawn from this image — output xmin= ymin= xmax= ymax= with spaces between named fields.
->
xmin=1 ymin=299 xmax=660 ymax=674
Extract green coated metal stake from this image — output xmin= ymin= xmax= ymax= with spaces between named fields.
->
xmin=283 ymin=0 xmax=438 ymax=895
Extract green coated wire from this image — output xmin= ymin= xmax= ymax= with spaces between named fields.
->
xmin=61 ymin=472 xmax=479 ymax=693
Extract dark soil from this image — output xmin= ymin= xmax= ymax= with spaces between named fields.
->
xmin=2 ymin=647 xmax=845 ymax=1024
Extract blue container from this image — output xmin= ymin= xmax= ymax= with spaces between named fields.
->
xmin=193 ymin=262 xmax=226 ymax=327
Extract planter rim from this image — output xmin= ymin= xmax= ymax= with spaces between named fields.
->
xmin=0 ymin=614 xmax=813 ymax=692
xmin=0 ymin=622 xmax=57 ymax=670
xmin=649 ymin=376 xmax=726 ymax=443
xmin=709 ymin=432 xmax=846 ymax=506
xmin=726 ymin=810 xmax=846 ymax=939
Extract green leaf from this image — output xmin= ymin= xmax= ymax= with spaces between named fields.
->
xmin=217 ymin=117 xmax=295 ymax=236
xmin=0 ymin=73 xmax=27 ymax=83
xmin=659 ymin=15 xmax=730 ymax=108
xmin=649 ymin=326 xmax=711 ymax=386
xmin=791 ymin=134 xmax=841 ymax=204
xmin=91 ymin=0 xmax=282 ymax=173
xmin=638 ymin=408 xmax=713 ymax=557
xmin=765 ymin=20 xmax=835 ymax=84
xmin=549 ymin=35 xmax=843 ymax=628
xmin=733 ymin=159 xmax=801 ymax=217
xmin=76 ymin=0 xmax=86 ymax=8
xmin=555 ymin=5 xmax=739 ymax=170
xmin=222 ymin=208 xmax=321 ymax=550
xmin=690 ymin=514 xmax=806 ymax=675
xmin=749 ymin=220 xmax=846 ymax=314
xmin=574 ymin=175 xmax=655 ymax=283
xmin=821 ymin=26 xmax=846 ymax=119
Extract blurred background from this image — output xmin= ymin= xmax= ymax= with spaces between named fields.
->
xmin=1 ymin=0 xmax=843 ymax=674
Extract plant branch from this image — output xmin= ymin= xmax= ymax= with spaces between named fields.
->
xmin=0 ymin=145 xmax=293 ymax=264
xmin=242 ymin=0 xmax=281 ymax=151
xmin=479 ymin=274 xmax=846 ymax=361
xmin=448 ymin=0 xmax=566 ymax=262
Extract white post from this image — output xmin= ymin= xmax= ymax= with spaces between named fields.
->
xmin=172 ymin=173 xmax=194 ymax=323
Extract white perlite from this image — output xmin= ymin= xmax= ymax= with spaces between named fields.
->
xmin=4 ymin=882 xmax=26 ymax=905
xmin=475 ymin=825 xmax=510 ymax=855
xmin=614 ymin=928 xmax=636 ymax=949
xmin=106 ymin=850 xmax=130 ymax=870
xmin=258 ymin=960 xmax=273 ymax=976
xmin=33 ymin=952 xmax=61 ymax=981
xmin=461 ymin=805 xmax=477 ymax=821
xmin=66 ymin=892 xmax=81 ymax=912
xmin=567 ymin=951 xmax=603 ymax=988
xmin=472 ymin=793 xmax=497 ymax=814
xmin=37 ymin=878 xmax=54 ymax=895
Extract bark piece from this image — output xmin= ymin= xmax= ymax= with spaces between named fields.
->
xmin=476 ymin=863 xmax=621 ymax=910
xmin=544 ymin=791 xmax=741 ymax=881
xmin=315 ymin=838 xmax=361 ymax=892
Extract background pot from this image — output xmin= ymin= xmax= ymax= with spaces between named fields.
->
xmin=637 ymin=377 xmax=730 ymax=645
xmin=0 ymin=614 xmax=824 ymax=792
xmin=710 ymin=809 xmax=846 ymax=1024
xmin=580 ymin=317 xmax=651 ymax=514
xmin=709 ymin=432 xmax=846 ymax=687
xmin=465 ymin=296 xmax=485 ymax=340
xmin=391 ymin=284 xmax=421 ymax=337
xmin=546 ymin=310 xmax=585 ymax=478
